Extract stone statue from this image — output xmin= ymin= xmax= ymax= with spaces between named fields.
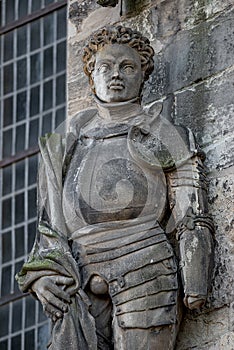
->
xmin=16 ymin=26 xmax=214 ymax=349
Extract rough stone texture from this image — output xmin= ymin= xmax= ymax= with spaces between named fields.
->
xmin=176 ymin=306 xmax=234 ymax=349
xmin=174 ymin=68 xmax=234 ymax=170
xmin=121 ymin=0 xmax=152 ymax=17
xmin=68 ymin=0 xmax=234 ymax=348
xmin=143 ymin=6 xmax=234 ymax=102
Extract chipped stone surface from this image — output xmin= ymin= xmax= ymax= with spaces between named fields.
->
xmin=68 ymin=0 xmax=234 ymax=348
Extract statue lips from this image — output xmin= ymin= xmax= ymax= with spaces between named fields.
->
xmin=108 ymin=81 xmax=125 ymax=90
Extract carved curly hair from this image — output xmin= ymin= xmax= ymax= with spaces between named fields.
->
xmin=83 ymin=26 xmax=154 ymax=90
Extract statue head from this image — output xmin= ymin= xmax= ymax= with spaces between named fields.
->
xmin=83 ymin=26 xmax=154 ymax=103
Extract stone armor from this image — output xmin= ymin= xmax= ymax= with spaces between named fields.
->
xmin=61 ymin=102 xmax=212 ymax=329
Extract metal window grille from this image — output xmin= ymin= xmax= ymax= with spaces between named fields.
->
xmin=0 ymin=1 xmax=67 ymax=349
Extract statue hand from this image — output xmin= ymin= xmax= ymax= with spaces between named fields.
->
xmin=31 ymin=275 xmax=74 ymax=321
xmin=183 ymin=295 xmax=206 ymax=310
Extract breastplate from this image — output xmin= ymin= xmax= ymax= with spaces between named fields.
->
xmin=63 ymin=129 xmax=167 ymax=227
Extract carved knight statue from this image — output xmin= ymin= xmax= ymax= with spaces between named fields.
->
xmin=16 ymin=26 xmax=214 ymax=349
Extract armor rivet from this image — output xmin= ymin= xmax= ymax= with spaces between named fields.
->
xmin=118 ymin=276 xmax=125 ymax=288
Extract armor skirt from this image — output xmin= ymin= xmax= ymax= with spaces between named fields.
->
xmin=71 ymin=216 xmax=178 ymax=329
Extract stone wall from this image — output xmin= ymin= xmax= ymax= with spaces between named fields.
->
xmin=67 ymin=1 xmax=234 ymax=348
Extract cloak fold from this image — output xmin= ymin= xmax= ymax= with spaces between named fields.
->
xmin=16 ymin=133 xmax=97 ymax=350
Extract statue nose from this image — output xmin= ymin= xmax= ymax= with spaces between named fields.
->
xmin=112 ymin=66 xmax=121 ymax=79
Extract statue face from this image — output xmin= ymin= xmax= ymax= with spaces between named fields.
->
xmin=92 ymin=44 xmax=144 ymax=103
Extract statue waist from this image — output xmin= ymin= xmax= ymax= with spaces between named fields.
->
xmin=70 ymin=214 xmax=160 ymax=246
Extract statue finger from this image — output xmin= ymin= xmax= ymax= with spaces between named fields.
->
xmin=38 ymin=293 xmax=63 ymax=319
xmin=65 ymin=284 xmax=78 ymax=296
xmin=55 ymin=276 xmax=74 ymax=286
xmin=43 ymin=301 xmax=63 ymax=320
xmin=43 ymin=289 xmax=69 ymax=313
xmin=47 ymin=283 xmax=71 ymax=303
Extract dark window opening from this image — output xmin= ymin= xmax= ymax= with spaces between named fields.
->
xmin=0 ymin=2 xmax=67 ymax=349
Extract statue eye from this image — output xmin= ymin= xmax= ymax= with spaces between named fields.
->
xmin=122 ymin=65 xmax=135 ymax=74
xmin=98 ymin=63 xmax=110 ymax=73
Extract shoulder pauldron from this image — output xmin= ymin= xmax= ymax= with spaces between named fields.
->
xmin=128 ymin=115 xmax=203 ymax=172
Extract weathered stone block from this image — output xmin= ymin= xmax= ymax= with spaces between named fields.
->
xmin=176 ymin=306 xmax=233 ymax=349
xmin=172 ymin=68 xmax=234 ymax=170
xmin=207 ymin=171 xmax=234 ymax=304
xmin=143 ymin=7 xmax=234 ymax=102
xmin=121 ymin=0 xmax=151 ymax=17
xmin=205 ymin=138 xmax=234 ymax=172
xmin=68 ymin=0 xmax=99 ymax=32
xmin=69 ymin=3 xmax=121 ymax=43
xmin=174 ymin=70 xmax=234 ymax=144
xmin=177 ymin=0 xmax=234 ymax=30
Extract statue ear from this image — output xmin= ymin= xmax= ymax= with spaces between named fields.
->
xmin=84 ymin=58 xmax=96 ymax=92
xmin=83 ymin=60 xmax=94 ymax=81
xmin=87 ymin=60 xmax=95 ymax=74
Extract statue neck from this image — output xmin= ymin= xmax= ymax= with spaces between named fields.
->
xmin=94 ymin=96 xmax=143 ymax=123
